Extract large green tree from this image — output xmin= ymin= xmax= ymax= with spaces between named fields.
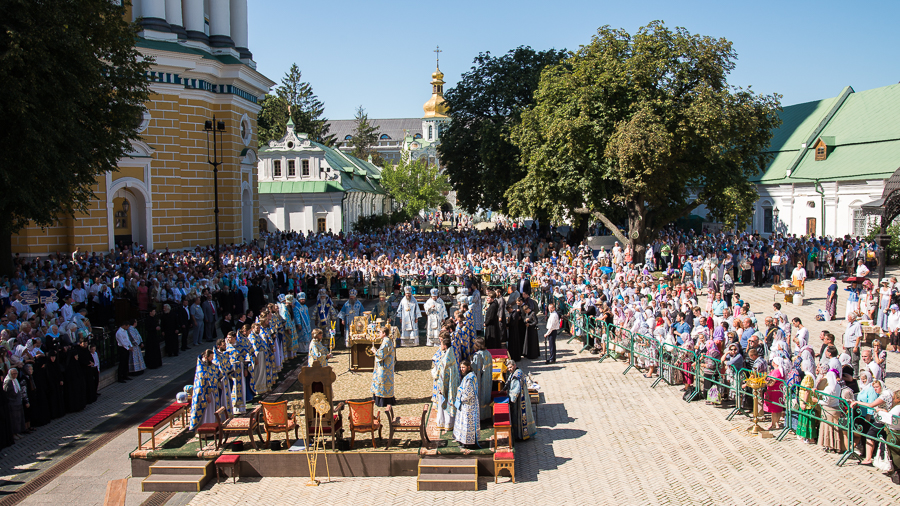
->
xmin=350 ymin=105 xmax=383 ymax=166
xmin=438 ymin=47 xmax=567 ymax=214
xmin=258 ymin=63 xmax=334 ymax=147
xmin=0 ymin=0 xmax=151 ymax=270
xmin=381 ymin=154 xmax=450 ymax=218
xmin=508 ymin=22 xmax=781 ymax=256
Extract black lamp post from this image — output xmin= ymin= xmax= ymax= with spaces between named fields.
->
xmin=204 ymin=116 xmax=225 ymax=272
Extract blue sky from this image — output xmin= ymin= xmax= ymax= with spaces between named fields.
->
xmin=250 ymin=0 xmax=899 ymax=120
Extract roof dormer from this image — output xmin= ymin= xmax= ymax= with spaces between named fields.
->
xmin=813 ymin=136 xmax=834 ymax=161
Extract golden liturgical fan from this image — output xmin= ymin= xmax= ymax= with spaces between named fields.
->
xmin=305 ymin=393 xmax=332 ymax=486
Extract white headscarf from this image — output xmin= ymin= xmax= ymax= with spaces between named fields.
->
xmin=4 ymin=368 xmax=19 ymax=394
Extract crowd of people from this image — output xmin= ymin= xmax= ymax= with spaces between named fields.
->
xmin=2 ymin=220 xmax=898 ymax=474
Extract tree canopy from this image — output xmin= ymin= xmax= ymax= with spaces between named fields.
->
xmin=508 ymin=22 xmax=781 ymax=253
xmin=380 ymin=154 xmax=450 ymax=218
xmin=438 ymin=46 xmax=567 ymax=214
xmin=258 ymin=63 xmax=333 ymax=147
xmin=0 ymin=0 xmax=151 ymax=253
xmin=350 ymin=106 xmax=383 ymax=166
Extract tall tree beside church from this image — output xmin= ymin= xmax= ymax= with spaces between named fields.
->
xmin=438 ymin=47 xmax=567 ymax=214
xmin=0 ymin=0 xmax=151 ymax=273
xmin=258 ymin=63 xmax=334 ymax=147
xmin=380 ymin=155 xmax=450 ymax=218
xmin=508 ymin=22 xmax=781 ymax=256
xmin=350 ymin=106 xmax=383 ymax=165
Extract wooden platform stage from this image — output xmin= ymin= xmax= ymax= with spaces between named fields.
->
xmin=131 ymin=449 xmax=497 ymax=479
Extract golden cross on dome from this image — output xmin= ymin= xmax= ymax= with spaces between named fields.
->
xmin=434 ymin=45 xmax=442 ymax=67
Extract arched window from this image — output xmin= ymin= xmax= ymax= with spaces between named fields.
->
xmin=414 ymin=133 xmax=422 ymax=139
xmin=428 ymin=125 xmax=433 ymax=140
xmin=380 ymin=134 xmax=391 ymax=140
xmin=344 ymin=135 xmax=353 ymax=141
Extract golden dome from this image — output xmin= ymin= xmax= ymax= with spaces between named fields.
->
xmin=423 ymin=66 xmax=448 ymax=118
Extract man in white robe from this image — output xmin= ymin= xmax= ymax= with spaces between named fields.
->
xmin=396 ymin=286 xmax=421 ymax=347
xmin=424 ymin=288 xmax=448 ymax=346
xmin=338 ymin=289 xmax=364 ymax=347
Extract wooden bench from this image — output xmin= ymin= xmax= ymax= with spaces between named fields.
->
xmin=138 ymin=402 xmax=188 ymax=450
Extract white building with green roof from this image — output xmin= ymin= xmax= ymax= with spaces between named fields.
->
xmin=257 ymin=118 xmax=391 ymax=234
xmin=750 ymin=83 xmax=900 ymax=238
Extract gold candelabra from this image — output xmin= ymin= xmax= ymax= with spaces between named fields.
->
xmin=744 ymin=371 xmax=768 ymax=436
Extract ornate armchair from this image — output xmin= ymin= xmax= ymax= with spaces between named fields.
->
xmin=347 ymin=400 xmax=382 ymax=449
xmin=260 ymin=401 xmax=299 ymax=445
xmin=385 ymin=403 xmax=430 ymax=449
xmin=221 ymin=405 xmax=263 ymax=450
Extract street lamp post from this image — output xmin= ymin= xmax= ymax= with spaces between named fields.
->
xmin=772 ymin=207 xmax=779 ymax=235
xmin=204 ymin=116 xmax=226 ymax=272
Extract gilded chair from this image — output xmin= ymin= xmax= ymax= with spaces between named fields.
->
xmin=260 ymin=400 xmax=299 ymax=445
xmin=347 ymin=400 xmax=382 ymax=449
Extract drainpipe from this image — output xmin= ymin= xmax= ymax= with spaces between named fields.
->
xmin=814 ymin=179 xmax=825 ymax=236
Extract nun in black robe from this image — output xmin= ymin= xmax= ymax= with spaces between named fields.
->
xmin=24 ymin=362 xmax=50 ymax=427
xmin=143 ymin=310 xmax=163 ymax=369
xmin=45 ymin=351 xmax=66 ymax=419
xmin=63 ymin=347 xmax=86 ymax=413
xmin=507 ymin=299 xmax=524 ymax=361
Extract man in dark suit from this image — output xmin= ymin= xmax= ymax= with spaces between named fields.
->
xmin=517 ymin=272 xmax=532 ymax=297
xmin=202 ymin=290 xmax=218 ymax=342
xmin=178 ymin=296 xmax=192 ymax=351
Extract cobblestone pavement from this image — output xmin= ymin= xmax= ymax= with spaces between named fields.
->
xmin=185 ymin=270 xmax=900 ymax=506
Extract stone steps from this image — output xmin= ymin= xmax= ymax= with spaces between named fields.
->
xmin=416 ymin=457 xmax=478 ymax=491
xmin=142 ymin=460 xmax=213 ymax=492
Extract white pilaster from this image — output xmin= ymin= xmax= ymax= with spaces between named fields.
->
xmin=182 ymin=0 xmax=206 ymax=43
xmin=165 ymin=0 xmax=186 ymax=38
xmin=209 ymin=0 xmax=234 ymax=48
xmin=230 ymin=0 xmax=251 ymax=59
xmin=141 ymin=0 xmax=170 ymax=32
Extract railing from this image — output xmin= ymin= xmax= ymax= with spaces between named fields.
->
xmin=590 ymin=325 xmax=900 ymax=467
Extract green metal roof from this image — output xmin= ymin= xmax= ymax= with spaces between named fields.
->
xmin=258 ymin=181 xmax=344 ymax=194
xmin=136 ymin=38 xmax=244 ymax=65
xmin=755 ymin=83 xmax=900 ymax=184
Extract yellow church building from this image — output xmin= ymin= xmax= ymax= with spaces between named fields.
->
xmin=12 ymin=0 xmax=274 ymax=255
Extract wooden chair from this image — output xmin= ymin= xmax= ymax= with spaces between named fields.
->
xmin=385 ymin=403 xmax=430 ymax=449
xmin=221 ymin=405 xmax=263 ymax=450
xmin=197 ymin=407 xmax=226 ymax=450
xmin=260 ymin=401 xmax=299 ymax=445
xmin=347 ymin=400 xmax=382 ymax=449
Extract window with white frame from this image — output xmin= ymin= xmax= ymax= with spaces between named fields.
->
xmin=273 ymin=160 xmax=282 ymax=178
xmin=853 ymin=208 xmax=867 ymax=236
xmin=288 ymin=160 xmax=296 ymax=177
xmin=763 ymin=208 xmax=773 ymax=234
xmin=302 ymin=159 xmax=310 ymax=177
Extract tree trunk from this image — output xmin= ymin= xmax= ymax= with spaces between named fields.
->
xmin=569 ymin=216 xmax=590 ymax=244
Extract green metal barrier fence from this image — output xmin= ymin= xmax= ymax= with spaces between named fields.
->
xmin=602 ymin=328 xmax=900 ymax=467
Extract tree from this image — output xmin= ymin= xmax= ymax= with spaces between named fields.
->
xmin=257 ymin=94 xmax=289 ymax=147
xmin=258 ymin=63 xmax=334 ymax=147
xmin=350 ymin=106 xmax=383 ymax=166
xmin=438 ymin=47 xmax=567 ymax=214
xmin=508 ymin=22 xmax=781 ymax=257
xmin=380 ymin=154 xmax=450 ymax=218
xmin=0 ymin=0 xmax=151 ymax=271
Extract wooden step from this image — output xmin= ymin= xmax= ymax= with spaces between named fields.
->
xmin=148 ymin=460 xmax=212 ymax=475
xmin=141 ymin=474 xmax=211 ymax=493
xmin=418 ymin=457 xmax=478 ymax=474
xmin=417 ymin=472 xmax=478 ymax=491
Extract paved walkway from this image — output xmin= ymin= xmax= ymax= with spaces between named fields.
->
xmin=7 ymin=271 xmax=900 ymax=505
xmin=183 ymin=273 xmax=900 ymax=505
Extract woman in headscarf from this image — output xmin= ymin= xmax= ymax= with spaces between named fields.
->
xmin=825 ymin=277 xmax=838 ymax=321
xmin=795 ymin=373 xmax=819 ymax=443
xmin=817 ymin=367 xmax=847 ymax=453
xmin=850 ymin=379 xmax=894 ymax=466
xmin=63 ymin=344 xmax=87 ymax=413
xmin=764 ymin=357 xmax=787 ymax=430
xmin=3 ymin=368 xmax=27 ymax=438
xmin=23 ymin=362 xmax=50 ymax=428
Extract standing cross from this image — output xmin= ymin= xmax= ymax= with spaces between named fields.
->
xmin=434 ymin=45 xmax=442 ymax=66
